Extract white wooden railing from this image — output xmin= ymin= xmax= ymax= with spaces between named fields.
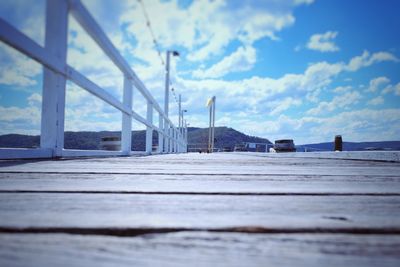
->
xmin=0 ymin=0 xmax=187 ymax=159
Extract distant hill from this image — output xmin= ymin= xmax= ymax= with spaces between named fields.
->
xmin=2 ymin=129 xmax=398 ymax=152
xmin=0 ymin=126 xmax=271 ymax=151
xmin=0 ymin=134 xmax=40 ymax=149
xmin=187 ymin=126 xmax=271 ymax=150
xmin=297 ymin=141 xmax=400 ymax=152
xmin=0 ymin=131 xmax=150 ymax=151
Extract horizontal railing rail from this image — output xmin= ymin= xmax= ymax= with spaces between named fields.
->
xmin=0 ymin=0 xmax=187 ymax=159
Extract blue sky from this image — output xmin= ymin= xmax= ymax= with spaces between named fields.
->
xmin=0 ymin=0 xmax=400 ymax=144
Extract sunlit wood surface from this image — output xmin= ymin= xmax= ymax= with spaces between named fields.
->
xmin=1 ymin=152 xmax=399 ymax=266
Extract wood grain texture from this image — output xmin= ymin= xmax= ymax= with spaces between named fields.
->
xmin=0 ymin=152 xmax=399 ymax=266
xmin=1 ymin=173 xmax=399 ymax=194
xmin=1 ymin=153 xmax=399 ymax=176
xmin=0 ymin=193 xmax=399 ymax=229
xmin=0 ymin=233 xmax=400 ymax=267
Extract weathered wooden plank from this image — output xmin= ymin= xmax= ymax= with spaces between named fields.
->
xmin=1 ymin=173 xmax=399 ymax=194
xmin=0 ymin=232 xmax=399 ymax=267
xmin=0 ymin=193 xmax=399 ymax=229
xmin=1 ymin=153 xmax=399 ymax=176
xmin=0 ymin=153 xmax=399 ymax=266
xmin=249 ymin=151 xmax=400 ymax=162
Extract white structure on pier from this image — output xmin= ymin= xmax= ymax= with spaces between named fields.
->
xmin=207 ymin=96 xmax=216 ymax=153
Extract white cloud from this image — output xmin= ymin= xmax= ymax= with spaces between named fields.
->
xmin=302 ymin=61 xmax=343 ymax=90
xmin=0 ymin=92 xmax=42 ymax=135
xmin=307 ymin=31 xmax=339 ymax=52
xmin=305 ymin=88 xmax=321 ymax=103
xmin=294 ymin=0 xmax=315 ymax=4
xmin=176 ymin=49 xmax=397 ymax=118
xmin=27 ymin=93 xmax=42 ymax=106
xmin=67 ymin=18 xmax=124 ymax=101
xmin=0 ymin=43 xmax=42 ymax=87
xmin=306 ymin=91 xmax=362 ymax=115
xmin=58 ymin=2 xmax=400 ymax=133
xmin=305 ymin=109 xmax=400 ymax=143
xmin=178 ymin=61 xmax=340 ymax=115
xmin=381 ymin=82 xmax=400 ymax=95
xmin=0 ymin=105 xmax=40 ymax=124
xmin=237 ymin=108 xmax=400 ymax=144
xmin=267 ymin=97 xmax=302 ymax=116
xmin=64 ymin=83 xmax=122 ymax=132
xmin=0 ymin=69 xmax=36 ymax=87
xmin=0 ymin=0 xmax=45 ymax=46
xmin=365 ymin=76 xmax=390 ymax=93
xmin=192 ymin=46 xmax=256 ymax=79
xmin=346 ymin=50 xmax=399 ymax=71
xmin=333 ymin=86 xmax=352 ymax=94
xmin=367 ymin=96 xmax=384 ymax=106
xmin=396 ymin=83 xmax=400 ymax=96
xmin=225 ymin=114 xmax=303 ymax=139
xmin=117 ymin=0 xmax=312 ymax=63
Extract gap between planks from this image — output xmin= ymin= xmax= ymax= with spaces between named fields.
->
xmin=1 ymin=226 xmax=400 ymax=237
xmin=0 ymin=190 xmax=399 ymax=196
xmin=0 ymin=171 xmax=397 ymax=178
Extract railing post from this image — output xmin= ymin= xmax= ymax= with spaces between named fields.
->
xmin=163 ymin=122 xmax=167 ymax=153
xmin=164 ymin=51 xmax=170 ymax=155
xmin=171 ymin=130 xmax=174 ymax=153
xmin=169 ymin=126 xmax=172 ymax=153
xmin=185 ymin=120 xmax=188 ymax=152
xmin=180 ymin=111 xmax=184 ymax=149
xmin=173 ymin=129 xmax=176 ymax=153
xmin=164 ymin=122 xmax=169 ymax=153
xmin=175 ymin=130 xmax=177 ymax=153
xmin=165 ymin=122 xmax=170 ymax=153
xmin=158 ymin=113 xmax=164 ymax=153
xmin=146 ymin=101 xmax=153 ymax=154
xmin=40 ymin=0 xmax=68 ymax=157
xmin=178 ymin=94 xmax=181 ymax=136
xmin=172 ymin=129 xmax=175 ymax=153
xmin=178 ymin=131 xmax=181 ymax=153
xmin=168 ymin=127 xmax=172 ymax=153
xmin=174 ymin=129 xmax=179 ymax=153
xmin=170 ymin=128 xmax=174 ymax=153
xmin=121 ymin=76 xmax=132 ymax=155
xmin=211 ymin=98 xmax=216 ymax=152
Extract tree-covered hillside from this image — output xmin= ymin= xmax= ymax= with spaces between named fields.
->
xmin=187 ymin=127 xmax=271 ymax=150
xmin=2 ymin=128 xmax=399 ymax=152
xmin=0 ymin=127 xmax=271 ymax=151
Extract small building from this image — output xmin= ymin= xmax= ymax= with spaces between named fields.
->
xmin=235 ymin=142 xmax=271 ymax=152
xmin=100 ymin=136 xmax=121 ymax=151
xmin=274 ymin=139 xmax=296 ymax=152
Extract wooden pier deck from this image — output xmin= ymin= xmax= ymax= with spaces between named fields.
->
xmin=0 ymin=152 xmax=400 ymax=266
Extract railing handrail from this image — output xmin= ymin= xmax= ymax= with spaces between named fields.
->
xmin=68 ymin=0 xmax=172 ymax=126
xmin=0 ymin=0 xmax=187 ymax=159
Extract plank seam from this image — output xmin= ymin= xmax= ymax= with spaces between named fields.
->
xmin=1 ymin=226 xmax=400 ymax=236
xmin=0 ymin=190 xmax=399 ymax=196
xmin=0 ymin=171 xmax=398 ymax=178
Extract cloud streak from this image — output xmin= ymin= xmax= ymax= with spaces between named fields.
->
xmin=307 ymin=31 xmax=339 ymax=52
xmin=192 ymin=46 xmax=256 ymax=79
